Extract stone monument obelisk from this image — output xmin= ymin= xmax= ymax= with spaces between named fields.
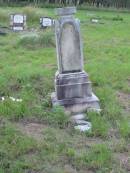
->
xmin=51 ymin=7 xmax=100 ymax=116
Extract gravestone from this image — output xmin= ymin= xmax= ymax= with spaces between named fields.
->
xmin=51 ymin=7 xmax=100 ymax=114
xmin=40 ymin=17 xmax=54 ymax=28
xmin=10 ymin=14 xmax=26 ymax=31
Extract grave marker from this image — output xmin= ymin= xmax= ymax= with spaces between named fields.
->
xmin=10 ymin=14 xmax=26 ymax=31
xmin=40 ymin=17 xmax=53 ymax=28
xmin=51 ymin=7 xmax=100 ymax=114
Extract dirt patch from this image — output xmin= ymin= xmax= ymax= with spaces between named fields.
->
xmin=64 ymin=164 xmax=93 ymax=173
xmin=117 ymin=91 xmax=130 ymax=114
xmin=15 ymin=121 xmax=47 ymax=141
xmin=108 ymin=128 xmax=119 ymax=139
xmin=114 ymin=152 xmax=130 ymax=172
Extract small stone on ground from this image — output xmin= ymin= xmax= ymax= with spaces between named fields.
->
xmin=74 ymin=122 xmax=92 ymax=132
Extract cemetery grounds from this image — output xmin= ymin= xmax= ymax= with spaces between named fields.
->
xmin=0 ymin=7 xmax=130 ymax=173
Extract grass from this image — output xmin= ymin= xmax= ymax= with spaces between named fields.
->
xmin=78 ymin=144 xmax=112 ymax=169
xmin=86 ymin=112 xmax=109 ymax=138
xmin=0 ymin=6 xmax=130 ymax=173
xmin=18 ymin=30 xmax=55 ymax=49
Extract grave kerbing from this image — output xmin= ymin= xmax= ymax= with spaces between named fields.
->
xmin=51 ymin=7 xmax=100 ymax=115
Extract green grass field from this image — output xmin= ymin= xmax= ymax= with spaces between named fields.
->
xmin=0 ymin=7 xmax=130 ymax=173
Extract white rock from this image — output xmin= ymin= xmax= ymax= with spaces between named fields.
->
xmin=16 ymin=99 xmax=22 ymax=102
xmin=0 ymin=96 xmax=23 ymax=102
xmin=75 ymin=120 xmax=89 ymax=125
xmin=9 ymin=97 xmax=16 ymax=101
xmin=74 ymin=122 xmax=92 ymax=132
xmin=1 ymin=97 xmax=5 ymax=101
xmin=91 ymin=19 xmax=99 ymax=23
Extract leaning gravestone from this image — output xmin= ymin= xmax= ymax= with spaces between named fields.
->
xmin=51 ymin=7 xmax=100 ymax=117
xmin=10 ymin=14 xmax=26 ymax=31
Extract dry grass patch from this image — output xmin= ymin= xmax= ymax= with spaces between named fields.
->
xmin=15 ymin=121 xmax=48 ymax=141
xmin=117 ymin=91 xmax=130 ymax=114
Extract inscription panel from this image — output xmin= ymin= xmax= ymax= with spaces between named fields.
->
xmin=14 ymin=15 xmax=24 ymax=23
xmin=60 ymin=23 xmax=82 ymax=73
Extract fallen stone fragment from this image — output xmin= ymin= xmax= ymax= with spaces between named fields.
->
xmin=74 ymin=122 xmax=92 ymax=132
xmin=74 ymin=119 xmax=90 ymax=125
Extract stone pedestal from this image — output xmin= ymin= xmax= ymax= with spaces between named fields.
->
xmin=51 ymin=71 xmax=100 ymax=114
xmin=51 ymin=7 xmax=100 ymax=115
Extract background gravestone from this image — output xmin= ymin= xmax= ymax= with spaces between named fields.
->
xmin=40 ymin=17 xmax=54 ymax=28
xmin=10 ymin=14 xmax=26 ymax=31
xmin=51 ymin=7 xmax=100 ymax=114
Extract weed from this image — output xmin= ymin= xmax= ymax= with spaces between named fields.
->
xmin=117 ymin=118 xmax=130 ymax=138
xmin=18 ymin=30 xmax=55 ymax=49
xmin=0 ymin=120 xmax=38 ymax=173
xmin=86 ymin=111 xmax=109 ymax=138
xmin=112 ymin=15 xmax=123 ymax=21
xmin=48 ymin=106 xmax=69 ymax=128
xmin=112 ymin=138 xmax=128 ymax=153
xmin=22 ymin=6 xmax=41 ymax=23
xmin=0 ymin=10 xmax=8 ymax=24
xmin=77 ymin=144 xmax=112 ymax=170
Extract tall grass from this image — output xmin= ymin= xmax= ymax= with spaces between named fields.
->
xmin=18 ymin=30 xmax=55 ymax=49
xmin=0 ymin=10 xmax=8 ymax=25
xmin=22 ymin=6 xmax=49 ymax=25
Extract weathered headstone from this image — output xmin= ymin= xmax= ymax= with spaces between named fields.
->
xmin=10 ymin=14 xmax=26 ymax=31
xmin=51 ymin=7 xmax=100 ymax=115
xmin=40 ymin=17 xmax=54 ymax=28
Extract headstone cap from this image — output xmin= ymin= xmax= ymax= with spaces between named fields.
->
xmin=55 ymin=7 xmax=76 ymax=16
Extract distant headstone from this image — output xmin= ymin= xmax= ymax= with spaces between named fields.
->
xmin=40 ymin=17 xmax=53 ymax=28
xmin=10 ymin=14 xmax=26 ymax=31
xmin=91 ymin=19 xmax=99 ymax=23
xmin=51 ymin=7 xmax=100 ymax=115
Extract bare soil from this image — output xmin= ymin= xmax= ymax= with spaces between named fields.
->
xmin=117 ymin=91 xmax=130 ymax=114
xmin=114 ymin=152 xmax=130 ymax=172
xmin=16 ymin=121 xmax=47 ymax=141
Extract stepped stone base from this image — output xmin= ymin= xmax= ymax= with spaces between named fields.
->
xmin=51 ymin=71 xmax=100 ymax=114
xmin=51 ymin=92 xmax=100 ymax=114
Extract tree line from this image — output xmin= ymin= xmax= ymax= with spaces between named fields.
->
xmin=1 ymin=0 xmax=130 ymax=8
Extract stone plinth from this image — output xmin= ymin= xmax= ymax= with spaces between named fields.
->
xmin=51 ymin=7 xmax=100 ymax=114
xmin=51 ymin=71 xmax=100 ymax=114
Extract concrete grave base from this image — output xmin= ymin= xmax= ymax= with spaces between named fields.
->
xmin=51 ymin=71 xmax=100 ymax=114
xmin=51 ymin=92 xmax=100 ymax=114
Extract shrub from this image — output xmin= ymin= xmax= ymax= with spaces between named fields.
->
xmin=22 ymin=6 xmax=40 ymax=23
xmin=18 ymin=30 xmax=55 ymax=49
xmin=112 ymin=15 xmax=123 ymax=21
xmin=0 ymin=10 xmax=8 ymax=24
